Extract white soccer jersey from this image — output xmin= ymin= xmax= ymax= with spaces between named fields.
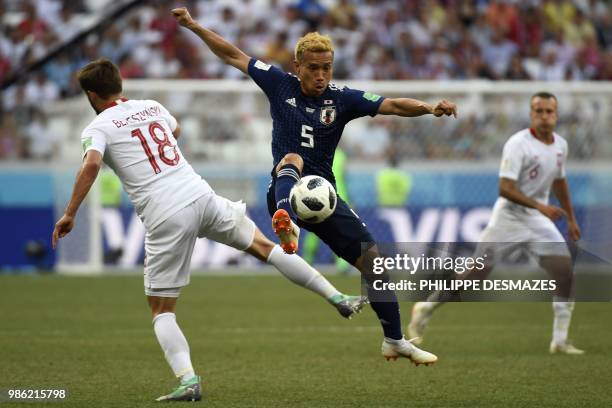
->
xmin=81 ymin=99 xmax=211 ymax=231
xmin=490 ymin=128 xmax=568 ymax=224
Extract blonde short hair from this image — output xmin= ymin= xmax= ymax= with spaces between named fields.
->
xmin=294 ymin=32 xmax=334 ymax=62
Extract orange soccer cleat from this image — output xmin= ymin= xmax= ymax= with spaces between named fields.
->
xmin=271 ymin=209 xmax=300 ymax=254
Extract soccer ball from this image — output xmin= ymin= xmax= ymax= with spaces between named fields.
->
xmin=290 ymin=175 xmax=337 ymax=223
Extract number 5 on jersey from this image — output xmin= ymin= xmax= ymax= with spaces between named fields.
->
xmin=301 ymin=125 xmax=314 ymax=148
xmin=132 ymin=121 xmax=180 ymax=174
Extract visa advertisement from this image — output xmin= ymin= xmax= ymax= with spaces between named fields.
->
xmin=0 ymin=168 xmax=609 ymax=269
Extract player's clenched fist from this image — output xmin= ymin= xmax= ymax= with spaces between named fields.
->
xmin=432 ymin=99 xmax=457 ymax=118
xmin=171 ymin=7 xmax=195 ymax=28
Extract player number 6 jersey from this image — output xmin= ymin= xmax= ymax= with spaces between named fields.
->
xmin=491 ymin=128 xmax=568 ymax=222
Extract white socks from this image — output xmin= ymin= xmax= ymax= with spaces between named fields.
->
xmin=266 ymin=245 xmax=340 ymax=300
xmin=552 ymin=296 xmax=575 ymax=345
xmin=153 ymin=312 xmax=196 ymax=381
xmin=421 ymin=301 xmax=439 ymax=311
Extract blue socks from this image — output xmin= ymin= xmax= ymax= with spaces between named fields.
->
xmin=275 ymin=164 xmax=301 ymax=221
xmin=362 ymin=269 xmax=403 ymax=340
xmin=365 ymin=284 xmax=403 ymax=340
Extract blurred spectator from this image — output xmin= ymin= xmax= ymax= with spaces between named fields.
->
xmin=99 ymin=27 xmax=125 ymax=64
xmin=536 ymin=49 xmax=566 ymax=81
xmin=516 ymin=5 xmax=544 ymax=54
xmin=581 ymin=34 xmax=603 ymax=69
xmin=457 ymin=0 xmax=478 ymax=27
xmin=480 ymin=27 xmax=517 ymax=79
xmin=149 ymin=2 xmax=179 ymax=53
xmin=24 ymin=72 xmax=59 ymax=106
xmin=146 ymin=47 xmax=181 ymax=78
xmin=594 ymin=10 xmax=612 ymax=49
xmin=44 ymin=53 xmax=74 ymax=96
xmin=294 ymin=0 xmax=326 ymax=27
xmin=0 ymin=49 xmax=11 ymax=80
xmin=406 ymin=6 xmax=434 ymax=48
xmin=1 ymin=0 xmax=611 ymax=163
xmin=242 ymin=20 xmax=269 ymax=57
xmin=427 ymin=37 xmax=454 ymax=79
xmin=53 ymin=5 xmax=81 ymax=43
xmin=276 ymin=5 xmax=308 ymax=47
xmin=33 ymin=0 xmax=62 ymax=27
xmin=16 ymin=2 xmax=48 ymax=41
xmin=597 ymin=52 xmax=612 ymax=80
xmin=118 ymin=54 xmax=144 ymax=79
xmin=1 ymin=28 xmax=28 ymax=72
xmin=211 ymin=7 xmax=241 ymax=45
xmin=329 ymin=0 xmax=359 ymax=30
xmin=23 ymin=109 xmax=59 ymax=160
xmin=485 ymin=0 xmax=519 ymax=44
xmin=506 ymin=54 xmax=531 ymax=80
xmin=406 ymin=45 xmax=433 ymax=79
xmin=344 ymin=117 xmax=391 ymax=160
xmin=543 ymin=30 xmax=576 ymax=68
xmin=566 ymin=47 xmax=598 ymax=80
xmin=264 ymin=31 xmax=293 ymax=72
xmin=0 ymin=114 xmax=24 ymax=159
xmin=543 ymin=0 xmax=577 ymax=32
xmin=1 ymin=0 xmax=609 ymax=87
xmin=564 ymin=9 xmax=596 ymax=47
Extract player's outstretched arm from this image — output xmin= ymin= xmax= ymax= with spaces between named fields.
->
xmin=552 ymin=178 xmax=581 ymax=240
xmin=171 ymin=7 xmax=250 ymax=74
xmin=499 ymin=177 xmax=566 ymax=221
xmin=378 ymin=98 xmax=457 ymax=118
xmin=52 ymin=150 xmax=103 ymax=248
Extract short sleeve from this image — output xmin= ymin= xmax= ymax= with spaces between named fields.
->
xmin=499 ymin=138 xmax=523 ymax=180
xmin=247 ymin=58 xmax=287 ymax=98
xmin=341 ymin=87 xmax=385 ymax=120
xmin=81 ymin=127 xmax=107 ymax=159
xmin=557 ymin=140 xmax=568 ymax=179
xmin=157 ymin=102 xmax=178 ymax=132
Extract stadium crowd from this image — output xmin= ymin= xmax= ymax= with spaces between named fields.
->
xmin=0 ymin=0 xmax=611 ymax=160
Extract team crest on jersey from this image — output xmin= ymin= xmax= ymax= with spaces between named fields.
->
xmin=320 ymin=106 xmax=336 ymax=125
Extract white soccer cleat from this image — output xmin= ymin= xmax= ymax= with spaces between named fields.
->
xmin=407 ymin=302 xmax=435 ymax=345
xmin=549 ymin=341 xmax=585 ymax=355
xmin=381 ymin=337 xmax=438 ymax=366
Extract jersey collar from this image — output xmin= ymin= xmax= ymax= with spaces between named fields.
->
xmin=529 ymin=128 xmax=555 ymax=145
xmin=103 ymin=97 xmax=129 ymax=111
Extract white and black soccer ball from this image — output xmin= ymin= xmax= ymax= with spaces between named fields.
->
xmin=289 ymin=175 xmax=337 ymax=223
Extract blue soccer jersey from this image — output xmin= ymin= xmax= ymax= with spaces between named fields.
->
xmin=247 ymin=58 xmax=385 ymax=184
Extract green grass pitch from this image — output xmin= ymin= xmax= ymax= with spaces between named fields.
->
xmin=1 ymin=274 xmax=610 ymax=407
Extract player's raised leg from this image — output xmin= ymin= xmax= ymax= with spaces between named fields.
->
xmin=272 ymin=153 xmax=303 ymax=254
xmin=540 ymin=255 xmax=584 ymax=354
xmin=199 ymin=194 xmax=366 ymax=319
xmin=246 ymin=228 xmax=367 ymax=319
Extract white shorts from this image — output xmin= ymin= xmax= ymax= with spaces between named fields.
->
xmin=143 ymin=193 xmax=256 ymax=295
xmin=475 ymin=212 xmax=570 ymax=262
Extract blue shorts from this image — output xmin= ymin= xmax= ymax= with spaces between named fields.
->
xmin=266 ymin=177 xmax=374 ymax=265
